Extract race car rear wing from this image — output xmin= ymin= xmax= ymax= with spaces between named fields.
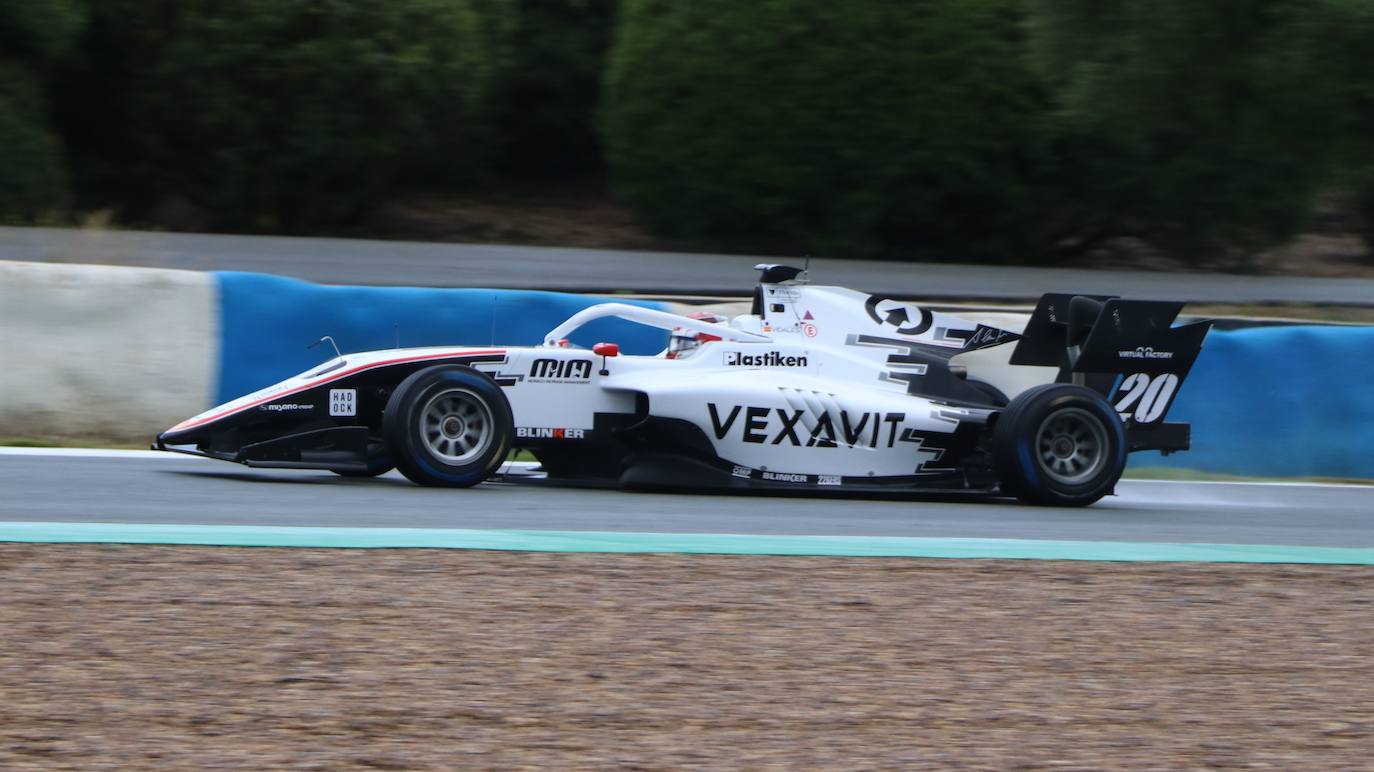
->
xmin=1010 ymin=294 xmax=1213 ymax=454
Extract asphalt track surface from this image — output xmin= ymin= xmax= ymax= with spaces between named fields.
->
xmin=7 ymin=226 xmax=1374 ymax=305
xmin=3 ymin=451 xmax=1371 ymax=549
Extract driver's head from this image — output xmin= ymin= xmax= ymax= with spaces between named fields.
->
xmin=667 ymin=312 xmax=725 ymax=359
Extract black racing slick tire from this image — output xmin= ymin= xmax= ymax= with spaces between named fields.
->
xmin=991 ymin=384 xmax=1126 ymax=507
xmin=383 ymin=365 xmax=513 ymax=487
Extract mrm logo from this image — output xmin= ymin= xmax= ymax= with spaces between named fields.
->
xmin=707 ymin=403 xmax=924 ymax=449
xmin=529 ymin=358 xmax=592 ymax=383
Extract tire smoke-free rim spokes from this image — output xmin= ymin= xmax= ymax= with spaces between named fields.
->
xmin=1034 ymin=407 xmax=1109 ymax=486
xmin=419 ymin=387 xmax=493 ymax=464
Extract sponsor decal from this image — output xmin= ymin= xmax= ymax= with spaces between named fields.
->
xmin=528 ymin=358 xmax=593 ymax=383
xmin=515 ymin=427 xmax=586 ymax=439
xmin=762 ymin=321 xmax=819 ymax=337
xmin=724 ymin=351 xmax=808 ymax=367
xmin=728 ymin=466 xmax=818 ymax=484
xmin=263 ymin=403 xmax=313 ymax=413
xmin=1118 ymin=346 xmax=1175 ymax=360
xmin=766 ymin=287 xmax=801 ymax=301
xmin=725 ymin=469 xmax=886 ymax=485
xmin=865 ymin=295 xmax=933 ymax=336
xmin=707 ymin=403 xmax=926 ymax=449
xmin=329 ymin=388 xmax=356 ymax=417
xmin=962 ymin=325 xmax=1020 ymax=352
xmin=761 ymin=471 xmax=808 ymax=483
xmin=725 ymin=469 xmax=845 ymax=485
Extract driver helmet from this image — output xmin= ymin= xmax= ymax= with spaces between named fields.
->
xmin=667 ymin=311 xmax=726 ymax=359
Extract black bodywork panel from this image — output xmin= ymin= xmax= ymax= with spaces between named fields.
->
xmin=1010 ymin=293 xmax=1211 ymax=455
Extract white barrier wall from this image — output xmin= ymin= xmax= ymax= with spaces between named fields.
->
xmin=0 ymin=261 xmax=217 ymax=441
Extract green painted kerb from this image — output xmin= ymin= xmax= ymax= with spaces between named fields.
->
xmin=2 ymin=522 xmax=1374 ymax=564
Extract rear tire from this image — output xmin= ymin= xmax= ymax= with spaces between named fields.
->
xmin=383 ymin=365 xmax=513 ymax=487
xmin=991 ymin=384 xmax=1126 ymax=507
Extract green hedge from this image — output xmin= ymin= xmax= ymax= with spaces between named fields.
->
xmin=13 ymin=0 xmax=1374 ymax=260
xmin=603 ymin=0 xmax=1056 ymax=260
xmin=488 ymin=0 xmax=617 ymax=179
xmin=58 ymin=0 xmax=510 ymax=230
xmin=604 ymin=0 xmax=1374 ymax=263
xmin=1028 ymin=0 xmax=1353 ymax=263
xmin=1303 ymin=0 xmax=1374 ymax=254
xmin=0 ymin=67 xmax=70 ymax=220
xmin=0 ymin=0 xmax=85 ymax=61
xmin=0 ymin=0 xmax=84 ymax=220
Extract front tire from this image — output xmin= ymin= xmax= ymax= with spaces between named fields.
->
xmin=991 ymin=384 xmax=1126 ymax=507
xmin=383 ymin=365 xmax=513 ymax=487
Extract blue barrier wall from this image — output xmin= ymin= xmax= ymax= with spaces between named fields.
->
xmin=215 ymin=272 xmax=669 ymax=402
xmin=214 ymin=272 xmax=1371 ymax=478
xmin=1142 ymin=325 xmax=1374 ymax=478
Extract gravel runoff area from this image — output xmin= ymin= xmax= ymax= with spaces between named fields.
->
xmin=2 ymin=546 xmax=1372 ymax=770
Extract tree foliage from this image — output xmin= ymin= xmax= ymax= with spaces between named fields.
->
xmin=0 ymin=0 xmax=85 ymax=219
xmin=1290 ymin=0 xmax=1374 ymax=251
xmin=1027 ymin=0 xmax=1353 ymax=262
xmin=0 ymin=0 xmax=86 ymax=60
xmin=488 ymin=0 xmax=618 ymax=179
xmin=605 ymin=0 xmax=1374 ymax=263
xmin=57 ymin=0 xmax=508 ymax=229
xmin=602 ymin=0 xmax=1057 ymax=260
xmin=8 ymin=0 xmax=1374 ymax=261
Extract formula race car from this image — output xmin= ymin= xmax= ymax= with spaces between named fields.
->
xmin=156 ymin=265 xmax=1212 ymax=506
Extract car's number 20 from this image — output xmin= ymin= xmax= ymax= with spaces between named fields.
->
xmin=1113 ymin=373 xmax=1179 ymax=424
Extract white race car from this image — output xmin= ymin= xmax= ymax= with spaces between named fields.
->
xmin=156 ymin=265 xmax=1211 ymax=506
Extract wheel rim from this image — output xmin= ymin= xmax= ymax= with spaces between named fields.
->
xmin=1034 ymin=407 xmax=1109 ymax=486
xmin=419 ymin=388 xmax=493 ymax=464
